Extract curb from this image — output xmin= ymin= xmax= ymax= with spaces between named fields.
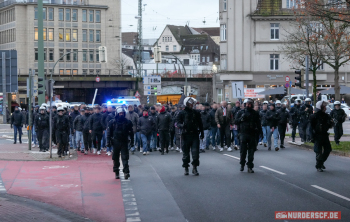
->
xmin=287 ymin=141 xmax=350 ymax=158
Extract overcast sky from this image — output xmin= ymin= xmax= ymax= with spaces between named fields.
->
xmin=121 ymin=0 xmax=219 ymax=39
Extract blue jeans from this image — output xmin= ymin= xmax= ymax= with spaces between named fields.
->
xmin=233 ymin=129 xmax=240 ymax=146
xmin=13 ymin=125 xmax=22 ymax=143
xmin=70 ymin=129 xmax=76 ymax=148
xmin=267 ymin=126 xmax=279 ymax=148
xmin=141 ymin=134 xmax=151 ymax=152
xmin=32 ymin=125 xmax=37 ymax=145
xmin=75 ymin=131 xmax=85 ymax=150
xmin=262 ymin=126 xmax=268 ymax=144
xmin=211 ymin=127 xmax=220 ymax=146
xmin=150 ymin=131 xmax=157 ymax=149
xmin=200 ymin=130 xmax=210 ymax=150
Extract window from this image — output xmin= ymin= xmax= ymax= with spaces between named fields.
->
xmin=65 ymin=29 xmax=71 ymax=41
xmin=72 ymin=9 xmax=77 ymax=21
xmin=44 ymin=48 xmax=47 ymax=61
xmin=66 ymin=69 xmax=71 ymax=75
xmin=223 ymin=0 xmax=227 ymax=11
xmin=89 ymin=50 xmax=94 ymax=62
xmin=49 ymin=49 xmax=54 ymax=61
xmin=73 ymin=69 xmax=78 ymax=75
xmin=34 ymin=27 xmax=38 ymax=40
xmin=166 ymin=45 xmax=169 ymax=52
xmin=89 ymin=30 xmax=94 ymax=42
xmin=48 ymin=28 xmax=54 ymax=41
xmin=96 ymin=50 xmax=99 ymax=62
xmin=270 ymin=54 xmax=279 ymax=70
xmin=220 ymin=24 xmax=227 ymax=41
xmin=59 ymin=69 xmax=64 ymax=75
xmin=82 ymin=50 xmax=87 ymax=62
xmin=287 ymin=0 xmax=300 ymax=9
xmin=183 ymin=59 xmax=189 ymax=65
xmin=317 ymin=61 xmax=324 ymax=70
xmin=66 ymin=49 xmax=71 ymax=61
xmin=48 ymin=8 xmax=54 ymax=21
xmin=173 ymin=45 xmax=177 ymax=51
xmin=82 ymin=9 xmax=87 ymax=22
xmin=73 ymin=49 xmax=78 ymax=62
xmin=96 ymin=30 xmax=101 ymax=42
xmin=96 ymin=10 xmax=101 ymax=22
xmin=59 ymin=8 xmax=64 ymax=21
xmin=207 ymin=56 xmax=210 ymax=62
xmin=35 ymin=48 xmax=38 ymax=61
xmin=66 ymin=9 xmax=71 ymax=21
xmin=170 ymin=37 xmax=172 ymax=41
xmin=202 ymin=57 xmax=205 ymax=63
xmin=83 ymin=69 xmax=87 ymax=75
xmin=59 ymin=49 xmax=64 ymax=61
xmin=72 ymin=29 xmax=78 ymax=41
xmin=162 ymin=37 xmax=165 ymax=42
xmin=217 ymin=89 xmax=223 ymax=103
xmin=89 ymin=69 xmax=94 ymax=75
xmin=34 ymin=7 xmax=38 ymax=20
xmin=43 ymin=8 xmax=47 ymax=20
xmin=271 ymin=23 xmax=280 ymax=40
xmin=89 ymin=10 xmax=94 ymax=22
xmin=59 ymin=28 xmax=64 ymax=42
xmin=43 ymin=28 xmax=47 ymax=41
xmin=82 ymin=29 xmax=87 ymax=42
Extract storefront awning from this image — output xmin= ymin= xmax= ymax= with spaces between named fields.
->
xmin=319 ymin=86 xmax=350 ymax=95
xmin=258 ymin=87 xmax=284 ymax=95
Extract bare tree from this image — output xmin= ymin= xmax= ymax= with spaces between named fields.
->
xmin=111 ymin=54 xmax=135 ymax=76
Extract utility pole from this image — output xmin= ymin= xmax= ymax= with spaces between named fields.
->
xmin=305 ymin=55 xmax=309 ymax=98
xmin=38 ymin=0 xmax=45 ymax=105
xmin=137 ymin=0 xmax=143 ymax=77
xmin=28 ymin=69 xmax=33 ymax=151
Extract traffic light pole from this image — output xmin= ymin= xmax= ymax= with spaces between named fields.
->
xmin=305 ymin=55 xmax=309 ymax=98
xmin=38 ymin=0 xmax=45 ymax=105
xmin=28 ymin=69 xmax=33 ymax=151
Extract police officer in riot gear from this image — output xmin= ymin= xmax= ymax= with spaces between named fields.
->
xmin=107 ymin=108 xmax=134 ymax=179
xmin=289 ymin=99 xmax=302 ymax=143
xmin=310 ymin=101 xmax=334 ymax=172
xmin=53 ymin=107 xmax=70 ymax=158
xmin=235 ymin=99 xmax=262 ymax=173
xmin=35 ymin=106 xmax=50 ymax=152
xmin=330 ymin=101 xmax=347 ymax=145
xmin=300 ymin=98 xmax=313 ymax=143
xmin=176 ymin=97 xmax=204 ymax=176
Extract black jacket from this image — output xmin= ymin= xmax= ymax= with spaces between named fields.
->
xmin=201 ymin=109 xmax=212 ymax=130
xmin=157 ymin=111 xmax=172 ymax=131
xmin=300 ymin=104 xmax=313 ymax=123
xmin=149 ymin=112 xmax=158 ymax=130
xmin=11 ymin=110 xmax=23 ymax=127
xmin=266 ymin=109 xmax=280 ymax=128
xmin=83 ymin=113 xmax=91 ymax=133
xmin=53 ymin=114 xmax=70 ymax=133
xmin=102 ymin=111 xmax=112 ymax=129
xmin=70 ymin=110 xmax=80 ymax=131
xmin=209 ymin=109 xmax=217 ymax=127
xmin=231 ymin=106 xmax=241 ymax=123
xmin=170 ymin=111 xmax=176 ymax=132
xmin=176 ymin=107 xmax=204 ymax=135
xmin=73 ymin=115 xmax=85 ymax=132
xmin=35 ymin=113 xmax=49 ymax=130
xmin=310 ymin=111 xmax=333 ymax=143
xmin=259 ymin=109 xmax=268 ymax=126
xmin=330 ymin=108 xmax=347 ymax=125
xmin=289 ymin=105 xmax=301 ymax=125
xmin=107 ymin=116 xmax=134 ymax=144
xmin=234 ymin=108 xmax=262 ymax=136
xmin=89 ymin=112 xmax=104 ymax=132
xmin=138 ymin=115 xmax=155 ymax=135
xmin=277 ymin=107 xmax=289 ymax=125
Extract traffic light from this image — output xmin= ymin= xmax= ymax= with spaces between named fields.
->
xmin=98 ymin=46 xmax=107 ymax=63
xmin=38 ymin=77 xmax=44 ymax=95
xmin=295 ymin=70 xmax=303 ymax=88
xmin=180 ymin=86 xmax=185 ymax=94
xmin=284 ymin=86 xmax=288 ymax=95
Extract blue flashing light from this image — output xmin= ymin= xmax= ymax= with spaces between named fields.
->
xmin=107 ymin=101 xmax=111 ymax=104
xmin=123 ymin=101 xmax=126 ymax=104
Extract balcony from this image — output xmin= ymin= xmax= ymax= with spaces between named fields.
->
xmin=0 ymin=0 xmax=89 ymax=9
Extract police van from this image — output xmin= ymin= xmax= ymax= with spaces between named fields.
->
xmin=102 ymin=97 xmax=141 ymax=108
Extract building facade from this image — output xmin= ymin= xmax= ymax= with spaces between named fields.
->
xmin=216 ymin=0 xmax=350 ymax=103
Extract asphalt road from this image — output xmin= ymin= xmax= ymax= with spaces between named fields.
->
xmin=126 ymin=144 xmax=350 ymax=222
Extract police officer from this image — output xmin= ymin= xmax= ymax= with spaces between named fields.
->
xmin=277 ymin=103 xmax=289 ymax=149
xmin=174 ymin=105 xmax=184 ymax=153
xmin=300 ymin=98 xmax=313 ymax=143
xmin=89 ymin=105 xmax=104 ymax=155
xmin=53 ymin=107 xmax=70 ymax=157
xmin=310 ymin=101 xmax=334 ymax=172
xmin=235 ymin=99 xmax=262 ymax=173
xmin=289 ymin=99 xmax=302 ymax=143
xmin=275 ymin=100 xmax=282 ymax=111
xmin=35 ymin=106 xmax=50 ymax=152
xmin=176 ymin=97 xmax=204 ymax=176
xmin=107 ymin=108 xmax=134 ymax=179
xmin=330 ymin=101 xmax=347 ymax=145
xmin=157 ymin=106 xmax=172 ymax=155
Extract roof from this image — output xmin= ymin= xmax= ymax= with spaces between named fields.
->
xmin=252 ymin=0 xmax=293 ymax=16
xmin=167 ymin=25 xmax=192 ymax=44
xmin=122 ymin=32 xmax=139 ymax=46
xmin=191 ymin=27 xmax=220 ymax=36
xmin=179 ymin=35 xmax=220 ymax=55
xmin=122 ymin=48 xmax=134 ymax=59
xmin=180 ymin=35 xmax=209 ymax=46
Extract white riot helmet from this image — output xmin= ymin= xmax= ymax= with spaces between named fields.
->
xmin=57 ymin=107 xmax=64 ymax=112
xmin=243 ymin=99 xmax=249 ymax=104
xmin=184 ymin=97 xmax=197 ymax=107
xmin=41 ymin=103 xmax=47 ymax=107
xmin=39 ymin=106 xmax=46 ymax=111
xmin=316 ymin=101 xmax=329 ymax=111
xmin=116 ymin=107 xmax=126 ymax=114
xmin=305 ymin=98 xmax=312 ymax=102
xmin=263 ymin=101 xmax=268 ymax=104
xmin=18 ymin=107 xmax=22 ymax=111
xmin=334 ymin=101 xmax=341 ymax=105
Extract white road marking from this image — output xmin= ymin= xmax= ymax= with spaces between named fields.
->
xmin=312 ymin=185 xmax=350 ymax=201
xmin=223 ymin=154 xmax=240 ymax=160
xmin=260 ymin=166 xmax=286 ymax=175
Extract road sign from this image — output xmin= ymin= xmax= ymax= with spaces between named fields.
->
xmin=285 ymin=76 xmax=290 ymax=82
xmin=96 ymin=76 xmax=100 ymax=82
xmin=135 ymin=91 xmax=140 ymax=98
xmin=144 ymin=90 xmax=161 ymax=96
xmin=143 ymin=76 xmax=161 ymax=85
xmin=231 ymin=81 xmax=244 ymax=98
xmin=290 ymin=81 xmax=292 ymax=85
xmin=285 ymin=83 xmax=290 ymax=88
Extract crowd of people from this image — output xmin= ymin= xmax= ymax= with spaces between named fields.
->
xmin=10 ymin=95 xmax=347 ymax=179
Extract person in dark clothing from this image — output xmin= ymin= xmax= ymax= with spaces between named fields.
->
xmin=300 ymin=98 xmax=313 ymax=142
xmin=73 ymin=109 xmax=86 ymax=153
xmin=266 ymin=103 xmax=280 ymax=151
xmin=63 ymin=107 xmax=72 ymax=150
xmin=215 ymin=101 xmax=232 ymax=151
xmin=149 ymin=107 xmax=158 ymax=151
xmin=275 ymin=100 xmax=282 ymax=111
xmin=102 ymin=106 xmax=113 ymax=154
xmin=35 ymin=106 xmax=50 ymax=152
xmin=209 ymin=103 xmax=220 ymax=150
xmin=176 ymin=97 xmax=204 ymax=176
xmin=289 ymin=99 xmax=302 ymax=143
xmin=157 ymin=106 xmax=172 ymax=155
xmin=82 ymin=108 xmax=93 ymax=154
xmin=200 ymin=103 xmax=212 ymax=152
xmin=341 ymin=98 xmax=346 ymax=104
xmin=70 ymin=105 xmax=80 ymax=150
xmin=231 ymin=101 xmax=241 ymax=150
xmin=89 ymin=106 xmax=104 ymax=155
xmin=138 ymin=109 xmax=156 ymax=155
xmin=174 ymin=105 xmax=184 ymax=152
xmin=259 ymin=103 xmax=268 ymax=147
xmin=10 ymin=106 xmax=24 ymax=144
xmin=330 ymin=101 xmax=347 ymax=145
xmin=277 ymin=103 xmax=289 ymax=148
xmin=234 ymin=99 xmax=262 ymax=173
xmin=107 ymin=108 xmax=134 ymax=179
xmin=53 ymin=107 xmax=70 ymax=157
xmin=126 ymin=105 xmax=139 ymax=154
xmin=310 ymin=101 xmax=334 ymax=172
xmin=169 ymin=106 xmax=177 ymax=150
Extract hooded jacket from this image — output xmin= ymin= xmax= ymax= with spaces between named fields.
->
xmin=201 ymin=109 xmax=212 ymax=130
xmin=277 ymin=107 xmax=289 ymax=125
xmin=126 ymin=110 xmax=139 ymax=133
xmin=89 ymin=112 xmax=104 ymax=132
xmin=107 ymin=115 xmax=134 ymax=144
xmin=11 ymin=110 xmax=24 ymax=127
xmin=157 ymin=107 xmax=172 ymax=131
xmin=138 ymin=115 xmax=155 ymax=135
xmin=35 ymin=112 xmax=49 ymax=130
xmin=266 ymin=107 xmax=280 ymax=128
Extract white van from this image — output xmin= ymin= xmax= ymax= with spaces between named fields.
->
xmin=102 ymin=97 xmax=141 ymax=108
